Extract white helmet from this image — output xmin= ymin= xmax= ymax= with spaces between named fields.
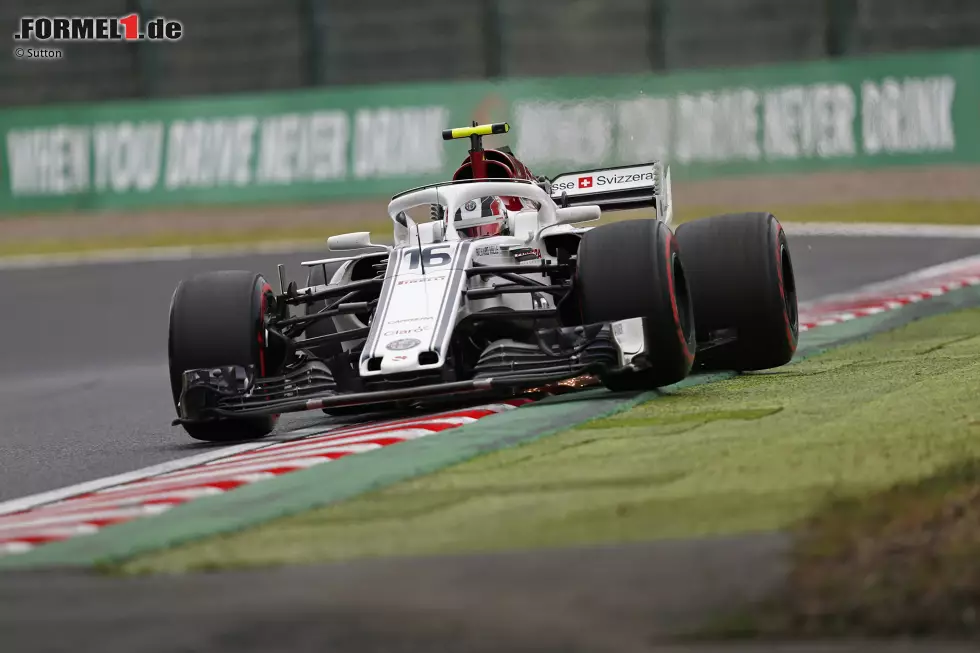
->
xmin=453 ymin=197 xmax=507 ymax=238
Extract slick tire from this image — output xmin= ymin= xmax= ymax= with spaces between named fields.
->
xmin=576 ymin=219 xmax=696 ymax=391
xmin=168 ymin=271 xmax=278 ymax=442
xmin=674 ymin=212 xmax=798 ymax=371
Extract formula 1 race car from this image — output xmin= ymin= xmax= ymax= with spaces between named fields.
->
xmin=168 ymin=122 xmax=798 ymax=441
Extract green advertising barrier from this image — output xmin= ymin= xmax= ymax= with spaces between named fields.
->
xmin=1 ymin=49 xmax=977 ymax=215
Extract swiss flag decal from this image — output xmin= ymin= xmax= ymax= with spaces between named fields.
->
xmin=578 ymin=176 xmax=593 ymax=189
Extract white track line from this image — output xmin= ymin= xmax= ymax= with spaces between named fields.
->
xmin=0 ymin=439 xmax=280 ymax=517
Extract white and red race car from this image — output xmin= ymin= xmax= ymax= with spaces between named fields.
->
xmin=168 ymin=122 xmax=798 ymax=441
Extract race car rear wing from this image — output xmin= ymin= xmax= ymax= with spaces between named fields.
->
xmin=548 ymin=162 xmax=673 ymax=224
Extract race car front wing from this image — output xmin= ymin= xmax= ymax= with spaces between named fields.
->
xmin=173 ymin=317 xmax=652 ymax=425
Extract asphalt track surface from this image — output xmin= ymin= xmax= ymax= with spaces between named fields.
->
xmin=2 ymin=235 xmax=980 ymax=652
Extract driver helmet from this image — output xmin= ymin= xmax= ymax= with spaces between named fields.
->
xmin=454 ymin=196 xmax=507 ymax=238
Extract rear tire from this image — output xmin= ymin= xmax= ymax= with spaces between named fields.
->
xmin=674 ymin=212 xmax=798 ymax=371
xmin=168 ymin=271 xmax=278 ymax=442
xmin=575 ymin=219 xmax=695 ymax=391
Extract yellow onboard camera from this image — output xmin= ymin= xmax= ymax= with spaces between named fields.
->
xmin=440 ymin=121 xmax=511 ymax=180
xmin=441 ymin=122 xmax=510 ymax=141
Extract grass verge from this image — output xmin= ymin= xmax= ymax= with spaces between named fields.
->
xmin=704 ymin=457 xmax=980 ymax=638
xmin=4 ymin=200 xmax=980 ymax=258
xmin=120 ymin=308 xmax=980 ymax=576
xmin=762 ymin=459 xmax=980 ymax=637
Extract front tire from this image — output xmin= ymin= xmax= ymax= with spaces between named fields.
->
xmin=575 ymin=219 xmax=696 ymax=391
xmin=674 ymin=212 xmax=798 ymax=371
xmin=168 ymin=271 xmax=279 ymax=442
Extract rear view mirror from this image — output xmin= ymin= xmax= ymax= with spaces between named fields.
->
xmin=555 ymin=205 xmax=601 ymax=225
xmin=327 ymin=232 xmax=373 ymax=251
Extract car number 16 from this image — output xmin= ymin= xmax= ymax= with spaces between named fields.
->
xmin=405 ymin=244 xmax=453 ymax=270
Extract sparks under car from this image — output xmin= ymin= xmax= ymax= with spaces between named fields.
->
xmin=168 ymin=122 xmax=798 ymax=441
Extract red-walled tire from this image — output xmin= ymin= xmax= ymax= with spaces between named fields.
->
xmin=575 ymin=219 xmax=696 ymax=390
xmin=674 ymin=212 xmax=798 ymax=371
xmin=168 ymin=271 xmax=279 ymax=442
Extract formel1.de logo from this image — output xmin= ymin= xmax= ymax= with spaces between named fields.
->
xmin=14 ymin=15 xmax=183 ymax=42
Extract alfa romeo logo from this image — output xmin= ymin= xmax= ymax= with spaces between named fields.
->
xmin=386 ymin=338 xmax=421 ymax=351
